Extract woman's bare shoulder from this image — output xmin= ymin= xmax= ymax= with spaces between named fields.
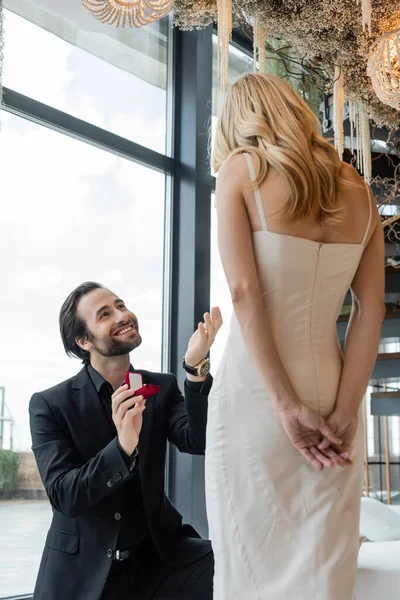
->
xmin=339 ymin=161 xmax=365 ymax=186
xmin=218 ymin=153 xmax=249 ymax=183
xmin=337 ymin=162 xmax=369 ymax=208
xmin=337 ymin=162 xmax=379 ymax=237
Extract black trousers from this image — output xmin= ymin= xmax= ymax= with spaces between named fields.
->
xmin=101 ymin=547 xmax=214 ymax=600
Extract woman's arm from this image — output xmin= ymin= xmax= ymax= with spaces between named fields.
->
xmin=216 ymin=155 xmax=297 ymax=411
xmin=216 ymin=155 xmax=341 ymax=470
xmin=335 ymin=210 xmax=386 ymax=416
xmin=318 ymin=203 xmax=385 ymax=457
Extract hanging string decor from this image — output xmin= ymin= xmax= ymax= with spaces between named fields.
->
xmin=348 ymin=100 xmax=372 ymax=183
xmin=360 ymin=106 xmax=372 ymax=183
xmin=81 ymin=0 xmax=174 ymax=28
xmin=367 ymin=28 xmax=400 ymax=111
xmin=362 ymin=0 xmax=372 ymax=35
xmin=216 ymin=0 xmax=232 ymax=91
xmin=333 ymin=64 xmax=345 ymax=158
xmin=253 ymin=15 xmax=267 ymax=73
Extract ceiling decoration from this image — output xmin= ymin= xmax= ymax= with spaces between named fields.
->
xmin=174 ymin=1 xmax=400 ymax=131
xmin=81 ymin=0 xmax=174 ymax=27
xmin=368 ymin=27 xmax=400 ymax=111
xmin=173 ymin=1 xmax=400 ymax=183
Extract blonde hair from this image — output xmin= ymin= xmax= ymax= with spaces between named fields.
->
xmin=212 ymin=73 xmax=344 ymax=222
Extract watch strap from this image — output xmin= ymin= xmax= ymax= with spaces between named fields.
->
xmin=182 ymin=357 xmax=210 ymax=376
xmin=182 ymin=358 xmax=200 ymax=376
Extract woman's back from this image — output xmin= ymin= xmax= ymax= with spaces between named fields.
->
xmin=243 ymin=159 xmax=373 ymax=246
xmin=228 ymin=155 xmax=373 ymax=417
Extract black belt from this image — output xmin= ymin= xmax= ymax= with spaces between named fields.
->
xmin=113 ymin=540 xmax=151 ymax=562
xmin=114 ymin=549 xmax=134 ymax=561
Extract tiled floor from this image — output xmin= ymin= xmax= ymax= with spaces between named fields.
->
xmin=0 ymin=500 xmax=52 ymax=598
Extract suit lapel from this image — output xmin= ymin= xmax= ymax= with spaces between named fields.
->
xmin=71 ymin=367 xmax=115 ymax=456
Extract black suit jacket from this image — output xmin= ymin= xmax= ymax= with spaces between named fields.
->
xmin=29 ymin=366 xmax=212 ymax=600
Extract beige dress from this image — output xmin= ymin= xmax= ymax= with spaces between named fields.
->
xmin=205 ymin=154 xmax=371 ymax=600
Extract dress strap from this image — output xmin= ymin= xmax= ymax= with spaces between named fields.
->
xmin=243 ymin=153 xmax=268 ymax=231
xmin=361 ymin=181 xmax=373 ymax=246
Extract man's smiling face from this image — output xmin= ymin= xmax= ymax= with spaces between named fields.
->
xmin=76 ymin=288 xmax=142 ymax=359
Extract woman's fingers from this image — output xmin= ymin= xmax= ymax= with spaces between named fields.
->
xmin=319 ymin=447 xmax=348 ymax=467
xmin=309 ymin=446 xmax=335 ymax=468
xmin=317 ymin=436 xmax=332 ymax=451
xmin=318 ymin=420 xmax=342 ymax=447
xmin=300 ymin=448 xmax=324 ymax=471
xmin=316 ymin=440 xmax=353 ymax=466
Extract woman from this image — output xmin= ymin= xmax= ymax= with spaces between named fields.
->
xmin=205 ymin=73 xmax=385 ymax=600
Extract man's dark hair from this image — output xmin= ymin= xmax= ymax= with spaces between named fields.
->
xmin=59 ymin=282 xmax=105 ymax=364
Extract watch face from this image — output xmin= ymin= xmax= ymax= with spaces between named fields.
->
xmin=199 ymin=360 xmax=210 ymax=377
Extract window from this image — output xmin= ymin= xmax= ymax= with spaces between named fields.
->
xmin=4 ymin=9 xmax=170 ymax=154
xmin=0 ymin=109 xmax=167 ymax=597
xmin=1 ymin=9 xmax=171 ymax=594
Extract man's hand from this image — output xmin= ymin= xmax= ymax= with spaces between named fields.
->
xmin=112 ymin=385 xmax=146 ymax=456
xmin=184 ymin=307 xmax=223 ymax=369
xmin=279 ymin=404 xmax=345 ymax=471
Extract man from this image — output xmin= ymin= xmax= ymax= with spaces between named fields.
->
xmin=29 ymin=281 xmax=222 ymax=600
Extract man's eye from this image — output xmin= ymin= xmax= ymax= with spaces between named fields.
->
xmin=100 ymin=312 xmax=109 ymax=319
xmin=118 ymin=305 xmax=126 ymax=311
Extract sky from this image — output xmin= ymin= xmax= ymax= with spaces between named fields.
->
xmin=0 ymin=10 xmax=235 ymax=451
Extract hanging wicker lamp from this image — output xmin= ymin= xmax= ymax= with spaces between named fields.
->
xmin=81 ymin=0 xmax=174 ymax=27
xmin=367 ymin=28 xmax=400 ymax=111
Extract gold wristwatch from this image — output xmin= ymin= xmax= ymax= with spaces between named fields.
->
xmin=182 ymin=357 xmax=210 ymax=378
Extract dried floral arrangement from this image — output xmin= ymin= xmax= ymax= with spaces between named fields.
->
xmin=373 ymin=162 xmax=400 ymax=246
xmin=174 ymin=0 xmax=400 ymax=130
xmin=175 ymin=0 xmax=400 ymax=232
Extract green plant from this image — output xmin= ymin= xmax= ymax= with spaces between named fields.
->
xmin=0 ymin=449 xmax=20 ymax=491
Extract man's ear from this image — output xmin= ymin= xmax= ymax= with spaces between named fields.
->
xmin=76 ymin=337 xmax=91 ymax=352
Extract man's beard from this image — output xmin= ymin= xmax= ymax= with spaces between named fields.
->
xmin=88 ymin=331 xmax=142 ymax=358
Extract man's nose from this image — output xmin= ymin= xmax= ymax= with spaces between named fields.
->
xmin=114 ymin=310 xmax=128 ymax=323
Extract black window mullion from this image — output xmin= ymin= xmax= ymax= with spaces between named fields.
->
xmin=2 ymin=87 xmax=174 ymax=174
xmin=166 ymin=24 xmax=213 ymax=538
